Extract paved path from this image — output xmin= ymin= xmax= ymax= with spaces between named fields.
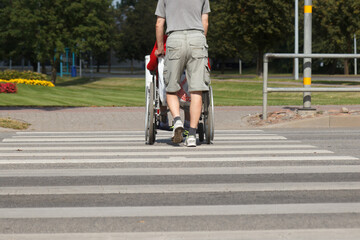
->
xmin=0 ymin=130 xmax=360 ymax=239
xmin=1 ymin=105 xmax=360 ymax=132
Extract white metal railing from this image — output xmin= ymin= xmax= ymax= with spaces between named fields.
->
xmin=263 ymin=53 xmax=360 ymax=120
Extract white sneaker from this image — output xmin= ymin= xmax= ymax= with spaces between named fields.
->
xmin=184 ymin=135 xmax=196 ymax=147
xmin=171 ymin=120 xmax=184 ymax=143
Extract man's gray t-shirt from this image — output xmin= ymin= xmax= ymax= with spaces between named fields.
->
xmin=155 ymin=0 xmax=211 ymax=34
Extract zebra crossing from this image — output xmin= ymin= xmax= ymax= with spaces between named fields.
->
xmin=0 ymin=130 xmax=360 ymax=239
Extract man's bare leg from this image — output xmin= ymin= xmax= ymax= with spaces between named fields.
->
xmin=166 ymin=93 xmax=180 ymax=119
xmin=184 ymin=91 xmax=202 ymax=147
xmin=190 ymin=92 xmax=202 ymax=129
xmin=167 ymin=92 xmax=184 ymax=143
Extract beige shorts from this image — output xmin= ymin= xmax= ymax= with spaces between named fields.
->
xmin=164 ymin=30 xmax=210 ymax=93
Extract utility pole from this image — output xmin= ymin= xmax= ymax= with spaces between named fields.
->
xmin=303 ymin=0 xmax=312 ymax=109
xmin=295 ymin=0 xmax=299 ymax=80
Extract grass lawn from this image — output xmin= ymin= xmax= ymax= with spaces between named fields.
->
xmin=1 ymin=76 xmax=360 ymax=107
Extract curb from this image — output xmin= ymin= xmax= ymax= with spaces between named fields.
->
xmin=260 ymin=115 xmax=360 ymax=129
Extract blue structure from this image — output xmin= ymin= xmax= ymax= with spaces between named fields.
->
xmin=55 ymin=48 xmax=77 ymax=77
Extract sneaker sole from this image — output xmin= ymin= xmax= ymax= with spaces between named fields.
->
xmin=185 ymin=142 xmax=196 ymax=147
xmin=172 ymin=127 xmax=184 ymax=143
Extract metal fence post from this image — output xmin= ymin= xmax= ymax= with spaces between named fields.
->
xmin=262 ymin=55 xmax=269 ymax=120
xmin=239 ymin=59 xmax=242 ymax=75
xmin=355 ymin=34 xmax=357 ymax=75
xmin=303 ymin=0 xmax=312 ymax=109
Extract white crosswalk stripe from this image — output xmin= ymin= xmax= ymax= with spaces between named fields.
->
xmin=0 ymin=130 xmax=359 ymax=239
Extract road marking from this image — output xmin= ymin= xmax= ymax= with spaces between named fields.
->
xmin=0 ymin=156 xmax=356 ymax=164
xmin=0 ymin=149 xmax=331 ymax=157
xmin=0 ymin=144 xmax=316 ymax=151
xmin=14 ymin=130 xmax=264 ymax=135
xmin=11 ymin=133 xmax=274 ymax=138
xmin=2 ymin=229 xmax=359 ymax=240
xmin=0 ymin=140 xmax=302 ymax=146
xmin=1 ymin=165 xmax=359 ymax=177
xmin=2 ymin=182 xmax=360 ymax=195
xmin=1 ymin=203 xmax=360 ymax=218
xmin=2 ymin=136 xmax=287 ymax=142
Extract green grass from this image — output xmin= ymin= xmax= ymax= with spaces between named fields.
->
xmin=212 ymin=79 xmax=360 ymax=106
xmin=1 ymin=76 xmax=360 ymax=107
xmin=0 ymin=77 xmax=146 ymax=107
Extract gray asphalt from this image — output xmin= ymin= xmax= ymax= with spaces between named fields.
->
xmin=0 ymin=129 xmax=360 ymax=238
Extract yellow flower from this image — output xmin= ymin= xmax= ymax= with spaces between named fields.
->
xmin=0 ymin=79 xmax=54 ymax=87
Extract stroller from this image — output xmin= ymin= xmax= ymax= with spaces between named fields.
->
xmin=145 ymin=55 xmax=214 ymax=145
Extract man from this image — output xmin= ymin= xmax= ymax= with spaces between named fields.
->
xmin=154 ymin=0 xmax=211 ymax=147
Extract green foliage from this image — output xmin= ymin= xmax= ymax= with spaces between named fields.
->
xmin=0 ymin=70 xmax=48 ymax=81
xmin=208 ymin=0 xmax=239 ymax=61
xmin=313 ymin=0 xmax=360 ymax=74
xmin=114 ymin=0 xmax=158 ymax=63
xmin=208 ymin=0 xmax=293 ymax=75
xmin=71 ymin=0 xmax=114 ymax=55
xmin=0 ymin=0 xmax=114 ymax=83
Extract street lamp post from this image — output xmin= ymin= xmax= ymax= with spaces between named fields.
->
xmin=295 ymin=0 xmax=299 ymax=80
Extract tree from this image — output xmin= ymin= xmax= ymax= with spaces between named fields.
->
xmin=207 ymin=0 xmax=240 ymax=73
xmin=0 ymin=0 xmax=40 ymax=70
xmin=1 ymin=0 xmax=114 ymax=83
xmin=233 ymin=0 xmax=293 ymax=76
xmin=114 ymin=0 xmax=157 ymax=73
xmin=71 ymin=0 xmax=115 ymax=73
xmin=206 ymin=0 xmax=293 ymax=75
xmin=313 ymin=0 xmax=360 ymax=74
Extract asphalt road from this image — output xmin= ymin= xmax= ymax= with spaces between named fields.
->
xmin=0 ymin=129 xmax=359 ymax=239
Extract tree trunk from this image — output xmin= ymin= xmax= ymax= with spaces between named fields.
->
xmin=344 ymin=59 xmax=349 ymax=75
xmin=41 ymin=63 xmax=47 ymax=74
xmin=97 ymin=61 xmax=100 ymax=73
xmin=108 ymin=49 xmax=112 ymax=73
xmin=32 ymin=62 xmax=37 ymax=72
xmin=257 ymin=49 xmax=264 ymax=77
xmin=329 ymin=60 xmax=337 ymax=75
xmin=220 ymin=59 xmax=225 ymax=74
xmin=51 ymin=60 xmax=57 ymax=84
xmin=131 ymin=58 xmax=134 ymax=74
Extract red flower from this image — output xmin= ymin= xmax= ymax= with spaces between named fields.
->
xmin=0 ymin=83 xmax=17 ymax=93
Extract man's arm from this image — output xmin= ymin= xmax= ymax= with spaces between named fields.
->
xmin=202 ymin=13 xmax=209 ymax=37
xmin=155 ymin=17 xmax=166 ymax=57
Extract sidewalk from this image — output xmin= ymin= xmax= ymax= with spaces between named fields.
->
xmin=1 ymin=105 xmax=360 ymax=132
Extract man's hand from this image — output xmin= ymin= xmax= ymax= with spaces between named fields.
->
xmin=155 ymin=17 xmax=166 ymax=57
xmin=155 ymin=47 xmax=165 ymax=57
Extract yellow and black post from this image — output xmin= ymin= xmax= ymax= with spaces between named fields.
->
xmin=303 ymin=0 xmax=312 ymax=109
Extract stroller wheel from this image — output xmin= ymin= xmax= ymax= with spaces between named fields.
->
xmin=198 ymin=123 xmax=204 ymax=142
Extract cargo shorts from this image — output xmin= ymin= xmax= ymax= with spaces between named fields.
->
xmin=164 ymin=30 xmax=210 ymax=93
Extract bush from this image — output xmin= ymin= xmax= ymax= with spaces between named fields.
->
xmin=0 ymin=70 xmax=48 ymax=81
xmin=0 ymin=82 xmax=17 ymax=93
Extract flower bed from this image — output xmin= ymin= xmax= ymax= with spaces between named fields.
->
xmin=0 ymin=70 xmax=54 ymax=87
xmin=0 ymin=79 xmax=55 ymax=87
xmin=0 ymin=70 xmax=47 ymax=81
xmin=0 ymin=82 xmax=17 ymax=93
